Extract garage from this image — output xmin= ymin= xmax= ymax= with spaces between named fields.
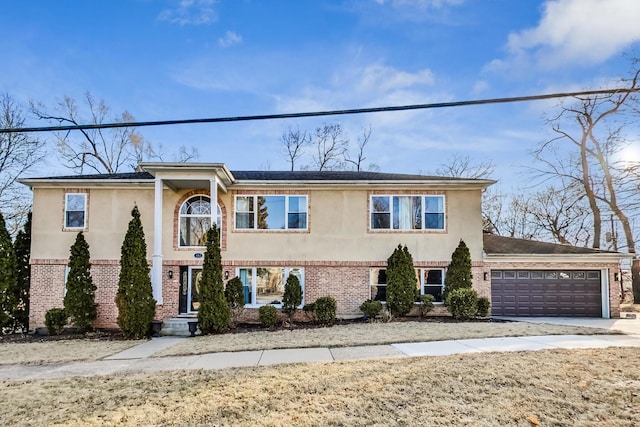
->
xmin=491 ymin=270 xmax=602 ymax=317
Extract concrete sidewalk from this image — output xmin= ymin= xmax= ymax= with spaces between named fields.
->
xmin=3 ymin=333 xmax=640 ymax=381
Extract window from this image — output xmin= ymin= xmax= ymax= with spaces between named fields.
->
xmin=65 ymin=193 xmax=87 ymax=228
xmin=370 ymin=195 xmax=444 ymax=230
xmin=235 ymin=195 xmax=307 ymax=230
xmin=179 ymin=196 xmax=222 ymax=247
xmin=370 ymin=268 xmax=446 ymax=303
xmin=237 ymin=267 xmax=304 ymax=306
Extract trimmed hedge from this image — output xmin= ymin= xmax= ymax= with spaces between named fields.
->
xmin=314 ymin=296 xmax=337 ymax=325
xmin=258 ymin=305 xmax=278 ymax=328
xmin=45 ymin=308 xmax=68 ymax=336
xmin=359 ymin=299 xmax=382 ymax=321
xmin=446 ymin=288 xmax=478 ymax=321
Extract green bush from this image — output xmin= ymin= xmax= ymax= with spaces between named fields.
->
xmin=386 ymin=245 xmax=418 ymax=317
xmin=45 ymin=308 xmax=68 ymax=336
xmin=359 ymin=299 xmax=382 ymax=321
xmin=198 ymin=225 xmax=231 ymax=334
xmin=225 ymin=277 xmax=245 ymax=327
xmin=282 ymin=273 xmax=303 ymax=320
xmin=476 ymin=297 xmax=491 ymax=317
xmin=446 ymin=288 xmax=478 ymax=321
xmin=258 ymin=305 xmax=278 ymax=328
xmin=443 ymin=240 xmax=473 ymax=303
xmin=418 ymin=294 xmax=435 ymax=317
xmin=64 ymin=232 xmax=97 ymax=333
xmin=314 ymin=296 xmax=337 ymax=325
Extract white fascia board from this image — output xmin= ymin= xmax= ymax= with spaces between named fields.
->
xmin=231 ymin=179 xmax=495 ymax=190
xmin=18 ymin=178 xmax=154 ymax=189
xmin=484 ymin=253 xmax=628 ymax=264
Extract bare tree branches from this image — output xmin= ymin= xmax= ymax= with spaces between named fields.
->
xmin=435 ymin=154 xmax=495 ymax=179
xmin=280 ymin=125 xmax=310 ymax=171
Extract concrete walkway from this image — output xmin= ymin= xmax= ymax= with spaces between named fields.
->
xmin=3 ymin=331 xmax=640 ymax=381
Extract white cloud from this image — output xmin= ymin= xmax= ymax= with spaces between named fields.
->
xmin=158 ymin=0 xmax=217 ymax=26
xmin=218 ymin=31 xmax=242 ymax=48
xmin=502 ymin=0 xmax=640 ymax=69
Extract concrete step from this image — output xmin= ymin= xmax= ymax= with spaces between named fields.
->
xmin=159 ymin=317 xmax=200 ymax=337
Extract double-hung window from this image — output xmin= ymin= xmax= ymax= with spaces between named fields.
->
xmin=370 ymin=267 xmax=446 ymax=303
xmin=65 ymin=193 xmax=87 ymax=229
xmin=371 ymin=195 xmax=445 ymax=230
xmin=235 ymin=195 xmax=307 ymax=230
xmin=237 ymin=267 xmax=304 ymax=306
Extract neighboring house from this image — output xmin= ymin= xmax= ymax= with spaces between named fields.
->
xmin=19 ymin=162 xmax=624 ymax=330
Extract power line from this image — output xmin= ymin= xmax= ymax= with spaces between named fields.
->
xmin=1 ymin=87 xmax=639 ymax=134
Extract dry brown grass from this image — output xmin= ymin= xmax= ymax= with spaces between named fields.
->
xmin=0 ymin=340 xmax=139 ymax=365
xmin=1 ymin=347 xmax=638 ymax=426
xmin=156 ymin=320 xmax=611 ymax=357
xmin=621 ymin=303 xmax=640 ymax=313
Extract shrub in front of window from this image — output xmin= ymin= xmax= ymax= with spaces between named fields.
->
xmin=443 ymin=239 xmax=473 ymax=303
xmin=302 ymin=303 xmax=315 ymax=321
xmin=446 ymin=288 xmax=478 ymax=321
xmin=258 ymin=305 xmax=278 ymax=328
xmin=386 ymin=245 xmax=417 ymax=317
xmin=63 ymin=232 xmax=97 ymax=333
xmin=359 ymin=299 xmax=382 ymax=321
xmin=115 ymin=206 xmax=156 ymax=339
xmin=45 ymin=308 xmax=68 ymax=336
xmin=418 ymin=294 xmax=435 ymax=317
xmin=198 ymin=225 xmax=231 ymax=334
xmin=476 ymin=297 xmax=491 ymax=317
xmin=314 ymin=296 xmax=337 ymax=326
xmin=282 ymin=273 xmax=303 ymax=323
xmin=224 ymin=277 xmax=245 ymax=327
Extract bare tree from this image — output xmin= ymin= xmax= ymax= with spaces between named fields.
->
xmin=344 ymin=126 xmax=372 ymax=172
xmin=31 ymin=92 xmax=197 ymax=174
xmin=482 ymin=190 xmax=541 ymax=239
xmin=310 ymin=123 xmax=348 ymax=171
xmin=436 ymin=154 xmax=495 ymax=179
xmin=0 ymin=94 xmax=45 ymax=233
xmin=280 ymin=125 xmax=310 ymax=171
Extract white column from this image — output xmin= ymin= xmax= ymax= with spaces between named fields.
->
xmin=151 ymin=178 xmax=164 ymax=304
xmin=210 ymin=176 xmax=218 ymax=229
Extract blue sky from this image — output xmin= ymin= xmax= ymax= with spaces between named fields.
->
xmin=2 ymin=0 xmax=640 ymax=188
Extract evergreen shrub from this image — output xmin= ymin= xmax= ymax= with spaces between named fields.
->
xmin=198 ymin=225 xmax=231 ymax=334
xmin=443 ymin=240 xmax=473 ymax=303
xmin=314 ymin=296 xmax=337 ymax=325
xmin=446 ymin=288 xmax=478 ymax=321
xmin=386 ymin=245 xmax=417 ymax=317
xmin=63 ymin=232 xmax=96 ymax=333
xmin=282 ymin=273 xmax=303 ymax=321
xmin=359 ymin=299 xmax=382 ymax=321
xmin=225 ymin=277 xmax=245 ymax=326
xmin=476 ymin=297 xmax=491 ymax=317
xmin=258 ymin=305 xmax=278 ymax=328
xmin=418 ymin=294 xmax=436 ymax=317
xmin=0 ymin=212 xmax=17 ymax=332
xmin=45 ymin=308 xmax=68 ymax=335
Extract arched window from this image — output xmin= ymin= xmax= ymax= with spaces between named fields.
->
xmin=179 ymin=196 xmax=222 ymax=247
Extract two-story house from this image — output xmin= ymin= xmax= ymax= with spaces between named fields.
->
xmin=20 ymin=162 xmax=622 ymax=331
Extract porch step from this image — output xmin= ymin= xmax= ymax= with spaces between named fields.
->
xmin=159 ymin=317 xmax=200 ymax=337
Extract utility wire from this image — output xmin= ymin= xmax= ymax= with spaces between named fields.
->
xmin=1 ymin=87 xmax=639 ymax=134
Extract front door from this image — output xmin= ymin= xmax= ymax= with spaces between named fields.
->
xmin=188 ymin=267 xmax=203 ymax=313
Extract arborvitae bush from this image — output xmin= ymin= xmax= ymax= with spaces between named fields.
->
xmin=12 ymin=213 xmax=31 ymax=333
xmin=359 ymin=299 xmax=382 ymax=321
xmin=386 ymin=245 xmax=417 ymax=317
xmin=198 ymin=225 xmax=231 ymax=334
xmin=224 ymin=277 xmax=245 ymax=326
xmin=443 ymin=240 xmax=473 ymax=303
xmin=419 ymin=294 xmax=436 ymax=317
xmin=258 ymin=305 xmax=278 ymax=328
xmin=446 ymin=288 xmax=478 ymax=321
xmin=45 ymin=308 xmax=68 ymax=335
xmin=115 ymin=206 xmax=156 ymax=339
xmin=0 ymin=212 xmax=17 ymax=332
xmin=314 ymin=296 xmax=337 ymax=325
xmin=476 ymin=297 xmax=491 ymax=317
xmin=282 ymin=273 xmax=303 ymax=322
xmin=63 ymin=232 xmax=97 ymax=333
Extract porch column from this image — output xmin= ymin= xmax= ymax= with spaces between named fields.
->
xmin=210 ymin=176 xmax=218 ymax=229
xmin=151 ymin=178 xmax=164 ymax=304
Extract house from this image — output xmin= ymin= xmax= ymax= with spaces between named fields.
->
xmin=19 ymin=162 xmax=624 ymax=331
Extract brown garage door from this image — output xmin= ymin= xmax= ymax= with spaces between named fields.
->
xmin=491 ymin=270 xmax=602 ymax=317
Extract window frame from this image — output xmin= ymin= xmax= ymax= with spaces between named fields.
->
xmin=370 ymin=267 xmax=446 ymax=304
xmin=178 ymin=195 xmax=222 ymax=248
xmin=236 ymin=266 xmax=305 ymax=307
xmin=64 ymin=193 xmax=87 ymax=229
xmin=370 ymin=195 xmax=445 ymax=231
xmin=234 ymin=195 xmax=308 ymax=231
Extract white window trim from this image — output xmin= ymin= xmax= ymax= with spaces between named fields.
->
xmin=369 ymin=267 xmax=446 ymax=303
xmin=237 ymin=266 xmax=305 ymax=307
xmin=234 ymin=195 xmax=308 ymax=231
xmin=370 ymin=195 xmax=446 ymax=231
xmin=178 ymin=195 xmax=222 ymax=248
xmin=64 ymin=193 xmax=87 ymax=229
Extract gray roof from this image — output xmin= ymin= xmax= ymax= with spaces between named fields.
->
xmin=483 ymin=233 xmax=618 ymax=255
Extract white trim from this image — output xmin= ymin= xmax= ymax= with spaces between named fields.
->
xmin=187 ymin=266 xmax=203 ymax=314
xmin=601 ymin=268 xmax=610 ymax=319
xmin=236 ymin=266 xmax=305 ymax=307
xmin=369 ymin=194 xmax=446 ymax=231
xmin=234 ymin=195 xmax=308 ymax=231
xmin=64 ymin=193 xmax=87 ymax=229
xmin=151 ymin=178 xmax=163 ymax=304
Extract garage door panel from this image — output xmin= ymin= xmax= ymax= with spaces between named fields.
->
xmin=491 ymin=270 xmax=602 ymax=317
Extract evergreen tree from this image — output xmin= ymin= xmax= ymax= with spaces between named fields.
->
xmin=282 ymin=273 xmax=303 ymax=323
xmin=10 ymin=213 xmax=31 ymax=333
xmin=63 ymin=232 xmax=96 ymax=333
xmin=0 ymin=212 xmax=17 ymax=331
xmin=386 ymin=244 xmax=417 ymax=316
xmin=443 ymin=239 xmax=473 ymax=303
xmin=115 ymin=206 xmax=156 ymax=338
xmin=198 ymin=224 xmax=231 ymax=334
xmin=224 ymin=276 xmax=245 ymax=327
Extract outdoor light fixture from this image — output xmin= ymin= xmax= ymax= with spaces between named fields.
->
xmin=483 ymin=272 xmax=489 ymax=281
xmin=614 ymin=272 xmax=619 ymax=281
xmin=224 ymin=271 xmax=229 ymax=280
xmin=168 ymin=270 xmax=173 ymax=279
